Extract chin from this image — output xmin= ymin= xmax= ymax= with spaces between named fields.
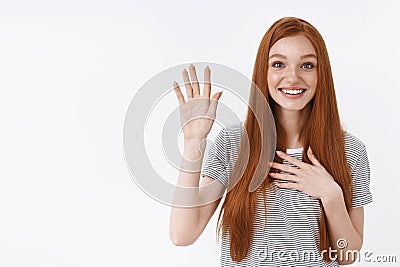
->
xmin=276 ymin=103 xmax=309 ymax=111
xmin=272 ymin=97 xmax=314 ymax=112
xmin=269 ymin=94 xmax=311 ymax=110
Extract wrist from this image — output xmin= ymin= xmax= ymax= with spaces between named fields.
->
xmin=321 ymin=181 xmax=343 ymax=207
xmin=182 ymin=139 xmax=206 ymax=163
xmin=184 ymin=138 xmax=204 ymax=145
xmin=183 ymin=139 xmax=205 ymax=152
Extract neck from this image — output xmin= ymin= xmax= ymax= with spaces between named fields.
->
xmin=275 ymin=105 xmax=311 ymax=149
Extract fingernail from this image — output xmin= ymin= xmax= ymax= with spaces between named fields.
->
xmin=276 ymin=151 xmax=283 ymax=155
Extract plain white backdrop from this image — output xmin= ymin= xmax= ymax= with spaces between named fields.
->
xmin=0 ymin=0 xmax=399 ymax=266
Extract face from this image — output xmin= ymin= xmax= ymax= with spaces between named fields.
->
xmin=267 ymin=35 xmax=317 ymax=112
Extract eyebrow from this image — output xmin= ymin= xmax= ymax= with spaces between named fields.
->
xmin=268 ymin=53 xmax=317 ymax=60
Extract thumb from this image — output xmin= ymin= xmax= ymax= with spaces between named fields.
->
xmin=208 ymin=91 xmax=223 ymax=115
xmin=308 ymin=146 xmax=323 ymax=167
xmin=212 ymin=91 xmax=223 ymax=100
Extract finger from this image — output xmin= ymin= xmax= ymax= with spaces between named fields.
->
xmin=308 ymin=146 xmax=323 ymax=167
xmin=269 ymin=172 xmax=299 ymax=183
xmin=203 ymin=65 xmax=211 ymax=98
xmin=274 ymin=181 xmax=300 ymax=191
xmin=173 ymin=81 xmax=185 ymax=104
xmin=276 ymin=151 xmax=308 ymax=169
xmin=208 ymin=91 xmax=223 ymax=116
xmin=182 ymin=68 xmax=193 ymax=99
xmin=189 ymin=64 xmax=200 ymax=97
xmin=270 ymin=162 xmax=300 ymax=175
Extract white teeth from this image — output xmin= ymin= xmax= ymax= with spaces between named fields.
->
xmin=281 ymin=89 xmax=305 ymax=95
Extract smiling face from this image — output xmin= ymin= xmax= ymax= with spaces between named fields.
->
xmin=267 ymin=34 xmax=318 ymax=112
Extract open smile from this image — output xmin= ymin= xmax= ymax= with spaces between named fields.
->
xmin=278 ymin=87 xmax=307 ymax=98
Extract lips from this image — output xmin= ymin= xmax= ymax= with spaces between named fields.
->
xmin=278 ymin=87 xmax=307 ymax=96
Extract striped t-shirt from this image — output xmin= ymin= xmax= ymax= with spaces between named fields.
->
xmin=201 ymin=123 xmax=372 ymax=267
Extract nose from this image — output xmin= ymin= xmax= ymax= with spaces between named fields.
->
xmin=285 ymin=66 xmax=300 ymax=83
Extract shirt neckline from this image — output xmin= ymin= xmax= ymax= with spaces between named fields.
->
xmin=286 ymin=147 xmax=303 ymax=154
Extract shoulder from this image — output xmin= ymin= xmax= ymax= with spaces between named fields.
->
xmin=343 ymin=131 xmax=368 ymax=172
xmin=223 ymin=121 xmax=245 ymax=134
xmin=343 ymin=131 xmax=366 ymax=152
xmin=342 ymin=131 xmax=373 ymax=207
xmin=210 ymin=122 xmax=244 ymax=160
xmin=216 ymin=121 xmax=244 ymax=143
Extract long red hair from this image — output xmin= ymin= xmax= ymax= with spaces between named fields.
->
xmin=217 ymin=17 xmax=353 ymax=263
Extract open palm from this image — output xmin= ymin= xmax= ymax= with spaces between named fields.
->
xmin=173 ymin=64 xmax=222 ymax=141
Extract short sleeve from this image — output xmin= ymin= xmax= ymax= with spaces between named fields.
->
xmin=351 ymin=144 xmax=373 ymax=208
xmin=201 ymin=128 xmax=230 ymax=188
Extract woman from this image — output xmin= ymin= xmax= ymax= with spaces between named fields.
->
xmin=169 ymin=17 xmax=372 ymax=266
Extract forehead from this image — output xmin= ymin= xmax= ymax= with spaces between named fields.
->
xmin=269 ymin=35 xmax=316 ymax=57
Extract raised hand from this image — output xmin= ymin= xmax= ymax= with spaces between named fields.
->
xmin=173 ymin=64 xmax=223 ymax=142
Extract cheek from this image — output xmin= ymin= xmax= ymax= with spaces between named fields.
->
xmin=307 ymin=74 xmax=317 ymax=98
xmin=267 ymin=72 xmax=280 ymax=89
xmin=306 ymin=73 xmax=318 ymax=88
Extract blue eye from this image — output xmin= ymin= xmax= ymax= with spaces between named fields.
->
xmin=272 ymin=62 xmax=284 ymax=68
xmin=301 ymin=63 xmax=314 ymax=69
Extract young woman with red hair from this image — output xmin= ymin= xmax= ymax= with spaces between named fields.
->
xmin=170 ymin=17 xmax=372 ymax=266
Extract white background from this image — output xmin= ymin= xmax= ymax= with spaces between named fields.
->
xmin=1 ymin=0 xmax=399 ymax=266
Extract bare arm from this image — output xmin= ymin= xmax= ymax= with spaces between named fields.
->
xmin=322 ymin=188 xmax=364 ymax=265
xmin=168 ymin=64 xmax=224 ymax=246
xmin=169 ymin=161 xmax=224 ymax=245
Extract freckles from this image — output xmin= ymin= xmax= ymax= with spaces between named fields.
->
xmin=303 ymin=72 xmax=317 ymax=84
xmin=267 ymin=73 xmax=281 ymax=87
